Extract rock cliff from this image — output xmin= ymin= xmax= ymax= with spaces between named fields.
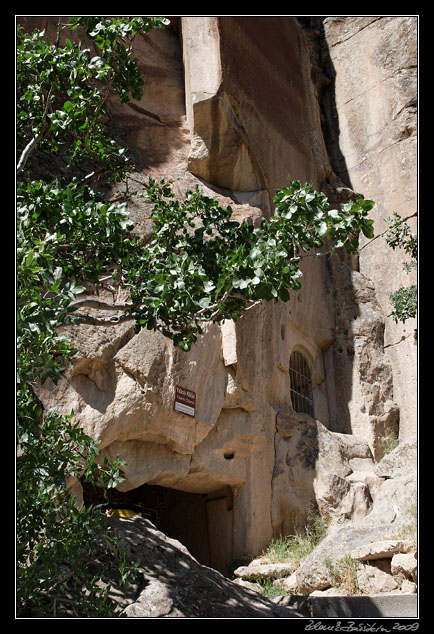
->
xmin=31 ymin=15 xmax=417 ymax=585
xmin=320 ymin=17 xmax=417 ymax=439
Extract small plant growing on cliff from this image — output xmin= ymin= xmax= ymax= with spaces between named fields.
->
xmin=392 ymin=502 xmax=418 ymax=549
xmin=379 ymin=430 xmax=399 ymax=455
xmin=384 ymin=212 xmax=417 ymax=327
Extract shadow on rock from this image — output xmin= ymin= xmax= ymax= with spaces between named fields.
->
xmin=106 ymin=516 xmax=306 ymax=618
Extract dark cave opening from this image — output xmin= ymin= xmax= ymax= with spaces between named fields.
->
xmin=82 ymin=480 xmax=234 ymax=576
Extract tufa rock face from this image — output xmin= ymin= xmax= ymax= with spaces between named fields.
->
xmin=32 ymin=16 xmax=417 ymax=578
xmin=321 ymin=16 xmax=417 ymax=440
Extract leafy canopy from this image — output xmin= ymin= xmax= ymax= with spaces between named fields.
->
xmin=122 ymin=178 xmax=375 ymax=350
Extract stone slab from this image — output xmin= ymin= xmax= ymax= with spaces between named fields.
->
xmin=310 ymin=593 xmax=418 ymax=618
xmin=351 ymin=539 xmax=413 ymax=561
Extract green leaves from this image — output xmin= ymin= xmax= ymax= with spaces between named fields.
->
xmin=385 ymin=212 xmax=417 ymax=259
xmin=383 ymin=212 xmax=417 ymax=325
xmin=16 ymin=410 xmax=128 ymax=616
xmin=16 ymin=177 xmax=138 ymax=391
xmin=67 ymin=17 xmax=168 ymax=103
xmin=16 ymin=17 xmax=168 ymax=617
xmin=16 ymin=17 xmax=164 ymax=179
xmin=389 ymin=285 xmax=417 ymax=323
xmin=121 ymin=178 xmax=376 ymax=349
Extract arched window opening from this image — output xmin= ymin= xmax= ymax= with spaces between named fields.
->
xmin=289 ymin=351 xmax=314 ymax=416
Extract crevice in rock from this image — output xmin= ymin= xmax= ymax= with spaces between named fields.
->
xmin=126 ymin=101 xmax=170 ymax=125
xmin=324 ymin=16 xmax=383 ymax=48
xmin=298 ymin=17 xmax=353 ymax=190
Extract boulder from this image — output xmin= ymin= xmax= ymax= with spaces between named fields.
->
xmin=291 ymin=524 xmax=396 ymax=594
xmin=345 ymin=471 xmax=383 ymax=500
xmin=233 ymin=562 xmax=297 ymax=581
xmin=356 ymin=564 xmax=399 ymax=594
xmin=310 ymin=588 xmax=350 ymax=597
xmin=390 ymin=552 xmax=418 ymax=584
xmin=333 ymin=432 xmax=375 ymax=460
xmin=105 ymin=516 xmax=306 ymax=618
xmin=374 ymin=441 xmax=417 ymax=480
xmin=232 ymin=578 xmax=260 ymax=592
xmin=400 ymin=579 xmax=417 ymax=594
xmin=274 ymin=414 xmax=348 ymax=528
xmin=363 ymin=442 xmax=417 ymax=529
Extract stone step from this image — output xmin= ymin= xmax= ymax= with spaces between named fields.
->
xmin=271 ymin=593 xmax=418 ymax=618
xmin=310 ymin=593 xmax=418 ymax=618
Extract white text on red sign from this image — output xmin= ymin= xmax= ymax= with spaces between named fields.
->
xmin=174 ymin=386 xmax=196 ymax=417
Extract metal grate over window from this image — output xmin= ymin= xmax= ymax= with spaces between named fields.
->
xmin=289 ymin=351 xmax=314 ymax=416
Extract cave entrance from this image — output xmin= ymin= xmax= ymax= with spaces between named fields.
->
xmin=82 ymin=481 xmax=234 ymax=576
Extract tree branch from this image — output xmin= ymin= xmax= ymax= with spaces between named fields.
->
xmin=16 ymin=124 xmax=49 ymax=175
xmin=358 ymin=212 xmax=417 ymax=252
xmin=17 ymin=84 xmax=54 ymax=175
xmin=383 ymin=331 xmax=414 ymax=350
xmin=77 ymin=168 xmax=116 ymax=189
xmin=73 ymin=313 xmax=135 ymax=326
xmin=70 ymin=299 xmax=132 ymax=311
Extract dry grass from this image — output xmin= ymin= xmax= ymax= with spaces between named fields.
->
xmin=262 ymin=506 xmax=327 ymax=568
xmin=324 ymin=555 xmax=360 ymax=595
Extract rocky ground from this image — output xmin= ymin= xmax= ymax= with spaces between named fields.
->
xmin=102 ymin=516 xmax=308 ymax=618
xmin=233 ymin=535 xmax=417 ymax=598
xmin=233 ymin=440 xmax=417 ymax=599
xmin=95 ymin=441 xmax=417 ymax=618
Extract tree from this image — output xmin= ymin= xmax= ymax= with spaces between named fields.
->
xmin=16 ymin=16 xmax=168 ymax=617
xmin=16 ymin=16 xmax=375 ymax=616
